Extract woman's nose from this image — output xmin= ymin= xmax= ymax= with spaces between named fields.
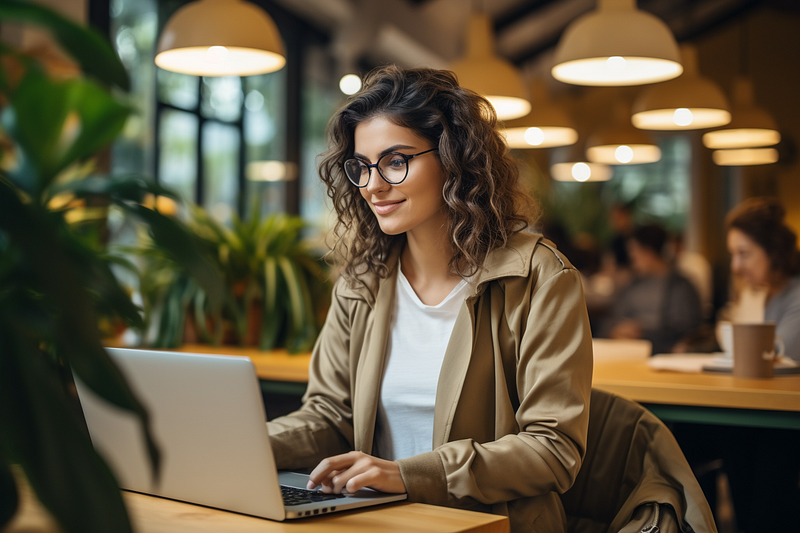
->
xmin=365 ymin=170 xmax=390 ymax=194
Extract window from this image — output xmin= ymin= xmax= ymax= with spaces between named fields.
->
xmin=104 ymin=0 xmax=336 ymax=229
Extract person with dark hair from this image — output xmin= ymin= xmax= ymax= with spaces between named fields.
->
xmin=726 ymin=196 xmax=800 ymax=362
xmin=266 ymin=66 xmax=593 ymax=531
xmin=716 ymin=197 xmax=800 ymax=532
xmin=600 ymin=223 xmax=703 ymax=354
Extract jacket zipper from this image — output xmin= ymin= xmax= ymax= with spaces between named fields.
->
xmin=641 ymin=502 xmax=660 ymax=533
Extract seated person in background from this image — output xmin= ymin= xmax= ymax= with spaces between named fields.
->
xmin=599 ymin=223 xmax=703 ymax=354
xmin=692 ymin=197 xmax=800 ymax=533
xmin=266 ymin=66 xmax=593 ymax=532
xmin=726 ymin=197 xmax=800 ymax=362
xmin=670 ymin=232 xmax=713 ymax=320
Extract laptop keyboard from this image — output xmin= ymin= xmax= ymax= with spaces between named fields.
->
xmin=281 ymin=485 xmax=347 ymax=506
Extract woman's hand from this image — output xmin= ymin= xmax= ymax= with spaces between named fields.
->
xmin=306 ymin=451 xmax=406 ymax=494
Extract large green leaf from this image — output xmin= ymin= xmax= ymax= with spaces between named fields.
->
xmin=1 ymin=71 xmax=130 ymax=193
xmin=0 ymin=332 xmax=133 ymax=533
xmin=51 ymin=175 xmax=180 ymax=205
xmin=0 ymin=180 xmax=160 ymax=480
xmin=0 ymin=0 xmax=129 ymax=90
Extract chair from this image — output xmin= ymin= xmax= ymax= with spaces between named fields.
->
xmin=559 ymin=389 xmax=718 ymax=533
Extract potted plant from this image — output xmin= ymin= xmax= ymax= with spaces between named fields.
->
xmin=0 ymin=2 xmax=224 ymax=532
xmin=129 ymin=203 xmax=331 ymax=353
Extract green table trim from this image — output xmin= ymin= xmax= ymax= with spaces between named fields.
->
xmin=260 ymin=380 xmax=307 ymax=397
xmin=642 ymin=403 xmax=800 ymax=430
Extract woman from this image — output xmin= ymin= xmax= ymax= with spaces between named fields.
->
xmin=726 ymin=197 xmax=800 ymax=362
xmin=719 ymin=197 xmax=800 ymax=532
xmin=266 ymin=66 xmax=593 ymax=532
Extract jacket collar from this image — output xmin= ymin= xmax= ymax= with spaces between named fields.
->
xmin=338 ymin=231 xmax=543 ymax=303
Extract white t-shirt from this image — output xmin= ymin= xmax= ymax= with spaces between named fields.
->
xmin=373 ymin=266 xmax=470 ymax=461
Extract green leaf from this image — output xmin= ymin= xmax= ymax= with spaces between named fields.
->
xmin=1 ymin=72 xmax=131 ymax=192
xmin=0 ymin=462 xmax=18 ymax=530
xmin=278 ymin=256 xmax=305 ymax=332
xmin=0 ymin=180 xmax=160 ymax=482
xmin=51 ymin=175 xmax=181 ymax=205
xmin=0 ymin=0 xmax=129 ymax=90
xmin=0 ymin=333 xmax=133 ymax=533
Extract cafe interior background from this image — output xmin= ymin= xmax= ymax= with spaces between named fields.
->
xmin=4 ymin=0 xmax=800 ymax=339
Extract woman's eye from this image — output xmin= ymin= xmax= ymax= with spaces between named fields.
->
xmin=387 ymin=157 xmax=405 ymax=169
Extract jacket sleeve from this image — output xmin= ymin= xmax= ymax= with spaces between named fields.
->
xmin=397 ymin=265 xmax=593 ymax=507
xmin=267 ymin=278 xmax=355 ymax=470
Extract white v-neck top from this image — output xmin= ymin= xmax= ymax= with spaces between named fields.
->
xmin=373 ymin=264 xmax=470 ymax=461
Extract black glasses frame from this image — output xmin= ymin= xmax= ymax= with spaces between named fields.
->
xmin=344 ymin=148 xmax=438 ymax=188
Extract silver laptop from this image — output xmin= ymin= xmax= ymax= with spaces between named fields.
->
xmin=74 ymin=347 xmax=406 ymax=520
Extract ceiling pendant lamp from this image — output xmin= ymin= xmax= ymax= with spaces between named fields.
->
xmin=631 ymin=45 xmax=730 ymax=130
xmin=586 ymin=102 xmax=661 ymax=165
xmin=702 ymin=78 xmax=781 ymax=149
xmin=551 ymin=0 xmax=682 ymax=86
xmin=156 ymin=0 xmax=286 ymax=77
xmin=551 ymin=161 xmax=613 ymax=182
xmin=501 ymin=80 xmax=578 ymax=149
xmin=450 ymin=13 xmax=530 ymax=121
xmin=550 ymin=141 xmax=612 ymax=182
xmin=712 ymin=148 xmax=779 ymax=166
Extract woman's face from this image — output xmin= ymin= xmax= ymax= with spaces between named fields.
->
xmin=727 ymin=227 xmax=772 ymax=288
xmin=354 ymin=116 xmax=446 ymax=238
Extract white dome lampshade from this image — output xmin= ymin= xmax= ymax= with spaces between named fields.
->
xmin=586 ymin=102 xmax=661 ymax=164
xmin=550 ymin=143 xmax=613 ymax=182
xmin=551 ymin=0 xmax=682 ymax=86
xmin=712 ymin=148 xmax=779 ymax=166
xmin=156 ymin=0 xmax=286 ymax=77
xmin=450 ymin=13 xmax=530 ymax=121
xmin=551 ymin=161 xmax=613 ymax=182
xmin=702 ymin=78 xmax=781 ymax=149
xmin=631 ymin=45 xmax=731 ymax=130
xmin=501 ymin=80 xmax=578 ymax=149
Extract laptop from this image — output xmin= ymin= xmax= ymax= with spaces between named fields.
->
xmin=74 ymin=347 xmax=406 ymax=520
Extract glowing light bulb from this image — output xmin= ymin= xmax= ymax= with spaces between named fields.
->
xmin=572 ymin=163 xmax=591 ymax=182
xmin=524 ymin=127 xmax=545 ymax=146
xmin=673 ymin=108 xmax=693 ymax=126
xmin=339 ymin=74 xmax=362 ymax=95
xmin=206 ymin=46 xmax=228 ymax=63
xmin=615 ymin=145 xmax=634 ymax=163
xmin=606 ymin=56 xmax=626 ymax=73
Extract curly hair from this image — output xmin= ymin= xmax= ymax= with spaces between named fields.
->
xmin=726 ymin=197 xmax=800 ymax=277
xmin=319 ymin=65 xmax=537 ymax=282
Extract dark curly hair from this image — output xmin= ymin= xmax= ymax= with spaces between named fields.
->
xmin=319 ymin=65 xmax=537 ymax=282
xmin=726 ymin=197 xmax=800 ymax=277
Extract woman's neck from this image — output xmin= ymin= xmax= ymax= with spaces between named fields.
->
xmin=401 ymin=228 xmax=462 ymax=306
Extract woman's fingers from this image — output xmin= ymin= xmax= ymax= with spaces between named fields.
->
xmin=306 ymin=451 xmax=406 ymax=494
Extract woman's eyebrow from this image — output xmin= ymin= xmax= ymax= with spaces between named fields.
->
xmin=353 ymin=144 xmax=417 ymax=161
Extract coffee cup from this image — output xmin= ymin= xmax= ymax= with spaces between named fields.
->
xmin=731 ymin=322 xmax=785 ymax=379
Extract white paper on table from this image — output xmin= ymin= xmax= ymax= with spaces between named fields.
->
xmin=647 ymin=353 xmax=799 ymax=373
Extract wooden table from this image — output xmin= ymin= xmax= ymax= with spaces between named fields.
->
xmin=5 ymin=480 xmax=509 ymax=533
xmin=175 ymin=341 xmax=800 ymax=429
xmin=591 ymin=338 xmax=800 ymax=429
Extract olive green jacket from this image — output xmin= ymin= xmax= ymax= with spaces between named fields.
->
xmin=268 ymin=232 xmax=594 ymax=532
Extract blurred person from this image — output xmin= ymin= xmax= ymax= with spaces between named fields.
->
xmin=718 ymin=198 xmax=800 ymax=533
xmin=600 ymin=223 xmax=704 ymax=354
xmin=670 ymin=232 xmax=714 ymax=320
xmin=266 ymin=66 xmax=593 ymax=532
xmin=726 ymin=197 xmax=800 ymax=362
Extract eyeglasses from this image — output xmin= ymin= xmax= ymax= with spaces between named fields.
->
xmin=343 ymin=148 xmax=438 ymax=188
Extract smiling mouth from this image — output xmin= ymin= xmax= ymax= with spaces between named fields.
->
xmin=373 ymin=200 xmax=404 ymax=215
